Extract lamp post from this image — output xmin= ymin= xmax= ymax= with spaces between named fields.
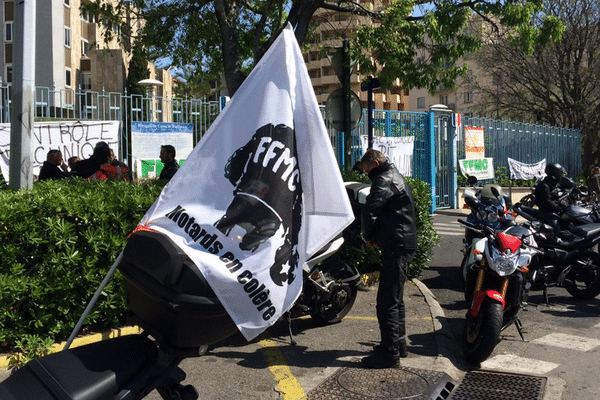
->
xmin=138 ymin=78 xmax=164 ymax=122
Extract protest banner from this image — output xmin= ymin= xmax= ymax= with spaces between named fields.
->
xmin=0 ymin=121 xmax=120 ymax=182
xmin=360 ymin=135 xmax=414 ymax=177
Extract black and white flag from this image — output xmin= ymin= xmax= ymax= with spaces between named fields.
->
xmin=137 ymin=25 xmax=354 ymax=340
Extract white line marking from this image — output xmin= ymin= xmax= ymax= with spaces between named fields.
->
xmin=435 ymin=230 xmax=465 ymax=236
xmin=481 ymin=354 xmax=560 ymax=375
xmin=532 ymin=333 xmax=600 ymax=352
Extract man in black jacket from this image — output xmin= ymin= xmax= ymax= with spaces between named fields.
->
xmin=533 ymin=162 xmax=567 ymax=213
xmin=38 ymin=150 xmax=68 ymax=181
xmin=159 ymin=145 xmax=180 ymax=181
xmin=357 ymin=149 xmax=417 ymax=369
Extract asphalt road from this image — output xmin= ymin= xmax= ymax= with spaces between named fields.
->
xmin=426 ymin=213 xmax=600 ymax=400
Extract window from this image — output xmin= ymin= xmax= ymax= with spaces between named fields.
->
xmin=65 ymin=68 xmax=72 ymax=87
xmin=417 ymin=97 xmax=425 ymax=108
xmin=81 ymin=39 xmax=89 ymax=57
xmin=6 ymin=65 xmax=12 ymax=83
xmin=64 ymin=0 xmax=70 ymax=6
xmin=464 ymin=92 xmax=474 ymax=103
xmin=5 ymin=22 xmax=12 ymax=42
xmin=439 ymin=95 xmax=448 ymax=105
xmin=81 ymin=72 xmax=92 ymax=90
xmin=64 ymin=26 xmax=71 ymax=48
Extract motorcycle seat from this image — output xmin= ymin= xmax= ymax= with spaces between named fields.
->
xmin=0 ymin=335 xmax=157 ymax=400
xmin=570 ymin=223 xmax=600 ymax=239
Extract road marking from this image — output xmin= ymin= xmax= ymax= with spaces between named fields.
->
xmin=259 ymin=337 xmax=305 ymax=400
xmin=481 ymin=354 xmax=560 ymax=375
xmin=594 ymin=322 xmax=600 ymax=329
xmin=435 ymin=230 xmax=464 ymax=236
xmin=532 ymin=332 xmax=600 ymax=352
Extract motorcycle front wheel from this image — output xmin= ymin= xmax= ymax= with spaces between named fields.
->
xmin=310 ymin=280 xmax=358 ymax=325
xmin=463 ymin=301 xmax=503 ymax=364
xmin=564 ymin=251 xmax=600 ymax=299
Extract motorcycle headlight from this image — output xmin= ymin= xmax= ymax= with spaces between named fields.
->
xmin=489 ymin=247 xmax=519 ymax=276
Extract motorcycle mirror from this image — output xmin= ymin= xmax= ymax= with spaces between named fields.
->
xmin=467 ymin=175 xmax=478 ymax=186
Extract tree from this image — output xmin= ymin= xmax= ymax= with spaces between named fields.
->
xmin=468 ymin=0 xmax=600 ymax=170
xmin=127 ymin=42 xmax=150 ymax=96
xmin=84 ymin=0 xmax=563 ymax=97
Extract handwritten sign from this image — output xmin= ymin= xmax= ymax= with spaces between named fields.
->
xmin=459 ymin=157 xmax=495 ymax=180
xmin=360 ymin=135 xmax=415 ymax=177
xmin=0 ymin=121 xmax=120 ymax=181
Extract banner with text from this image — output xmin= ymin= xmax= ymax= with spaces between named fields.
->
xmin=507 ymin=158 xmax=546 ymax=180
xmin=465 ymin=126 xmax=485 ymax=159
xmin=131 ymin=122 xmax=194 ymax=178
xmin=459 ymin=157 xmax=495 ymax=180
xmin=360 ymin=135 xmax=415 ymax=177
xmin=0 ymin=121 xmax=120 ymax=182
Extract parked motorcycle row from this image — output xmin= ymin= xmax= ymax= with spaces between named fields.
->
xmin=0 ymin=182 xmax=369 ymax=400
xmin=459 ymin=177 xmax=600 ymax=364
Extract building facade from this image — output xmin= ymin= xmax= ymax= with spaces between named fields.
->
xmin=302 ymin=1 xmax=409 ymax=111
xmin=0 ymin=0 xmax=172 ymax=111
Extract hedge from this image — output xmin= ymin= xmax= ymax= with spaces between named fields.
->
xmin=0 ymin=174 xmax=438 ymax=351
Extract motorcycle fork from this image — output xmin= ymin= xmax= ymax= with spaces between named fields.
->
xmin=471 ymin=269 xmax=507 ymax=317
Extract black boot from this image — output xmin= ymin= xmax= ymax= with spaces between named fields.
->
xmin=361 ymin=353 xmax=400 ymax=369
xmin=372 ymin=342 xmax=408 ymax=358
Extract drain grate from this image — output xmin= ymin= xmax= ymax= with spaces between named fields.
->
xmin=306 ymin=366 xmax=452 ymax=399
xmin=448 ymin=370 xmax=546 ymax=400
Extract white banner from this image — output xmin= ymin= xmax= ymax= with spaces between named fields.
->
xmin=0 ymin=121 xmax=120 ymax=182
xmin=360 ymin=135 xmax=415 ymax=177
xmin=465 ymin=126 xmax=485 ymax=159
xmin=507 ymin=158 xmax=546 ymax=180
xmin=137 ymin=25 xmax=354 ymax=341
xmin=459 ymin=157 xmax=495 ymax=180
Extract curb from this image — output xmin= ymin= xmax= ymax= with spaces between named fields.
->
xmin=0 ymin=326 xmax=142 ymax=369
xmin=412 ymin=278 xmax=462 ymax=381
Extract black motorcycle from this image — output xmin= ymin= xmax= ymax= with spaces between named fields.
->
xmin=515 ymin=204 xmax=600 ymax=302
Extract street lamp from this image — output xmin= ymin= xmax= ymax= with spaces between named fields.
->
xmin=138 ymin=78 xmax=164 ymax=122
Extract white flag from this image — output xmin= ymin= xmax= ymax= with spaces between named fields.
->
xmin=137 ymin=25 xmax=354 ymax=341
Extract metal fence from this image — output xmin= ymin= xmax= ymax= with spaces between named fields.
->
xmin=0 ymin=85 xmax=583 ymax=208
xmin=458 ymin=116 xmax=582 ymax=179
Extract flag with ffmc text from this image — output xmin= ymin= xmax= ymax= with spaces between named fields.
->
xmin=137 ymin=24 xmax=354 ymax=341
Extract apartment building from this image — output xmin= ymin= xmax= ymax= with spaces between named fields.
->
xmin=0 ymin=0 xmax=172 ymax=107
xmin=303 ymin=1 xmax=409 ymax=111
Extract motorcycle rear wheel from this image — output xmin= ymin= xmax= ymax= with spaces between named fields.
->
xmin=564 ymin=251 xmax=600 ymax=299
xmin=310 ymin=280 xmax=358 ymax=325
xmin=463 ymin=301 xmax=503 ymax=364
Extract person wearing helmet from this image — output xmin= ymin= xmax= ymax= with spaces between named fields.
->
xmin=533 ymin=162 xmax=567 ymax=213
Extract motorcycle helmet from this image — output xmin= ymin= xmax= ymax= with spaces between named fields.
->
xmin=545 ymin=163 xmax=566 ymax=181
xmin=480 ymin=184 xmax=505 ymax=207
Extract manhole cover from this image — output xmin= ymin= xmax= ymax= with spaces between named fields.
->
xmin=337 ymin=368 xmax=428 ymax=398
xmin=449 ymin=370 xmax=546 ymax=400
xmin=306 ymin=366 xmax=448 ymax=399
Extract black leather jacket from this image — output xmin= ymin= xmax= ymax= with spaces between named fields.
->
xmin=361 ymin=161 xmax=417 ymax=255
xmin=533 ymin=177 xmax=563 ymax=213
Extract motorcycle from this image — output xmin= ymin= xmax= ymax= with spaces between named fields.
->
xmin=514 ymin=205 xmax=600 ymax=303
xmin=0 ymin=184 xmax=364 ymax=400
xmin=460 ymin=177 xmax=513 ymax=283
xmin=459 ymin=216 xmax=538 ymax=365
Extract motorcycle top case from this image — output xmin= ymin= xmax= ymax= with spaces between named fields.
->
xmin=118 ymin=230 xmax=237 ymax=350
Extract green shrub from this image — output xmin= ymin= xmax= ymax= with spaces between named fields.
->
xmin=0 ymin=178 xmax=165 ymax=349
xmin=341 ymin=169 xmax=439 ymax=280
xmin=0 ymin=170 xmax=438 ymax=351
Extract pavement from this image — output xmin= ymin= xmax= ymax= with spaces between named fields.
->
xmin=0 ymin=207 xmax=535 ymax=399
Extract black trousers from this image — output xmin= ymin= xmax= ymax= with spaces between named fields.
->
xmin=376 ymin=247 xmax=409 ymax=359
